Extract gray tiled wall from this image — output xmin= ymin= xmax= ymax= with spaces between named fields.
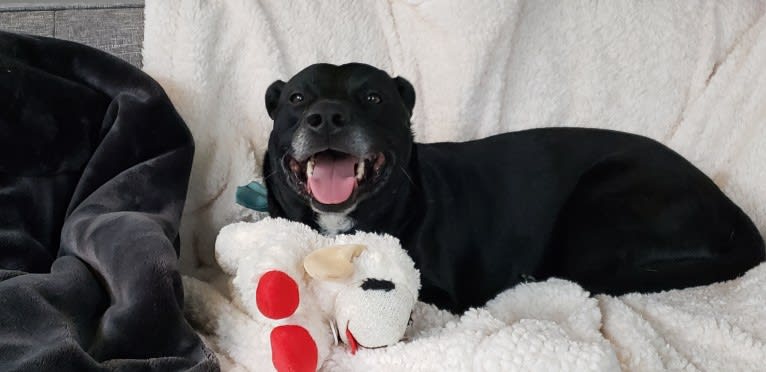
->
xmin=0 ymin=1 xmax=144 ymax=66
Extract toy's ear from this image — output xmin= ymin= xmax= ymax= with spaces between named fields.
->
xmin=265 ymin=80 xmax=286 ymax=120
xmin=303 ymin=244 xmax=366 ymax=281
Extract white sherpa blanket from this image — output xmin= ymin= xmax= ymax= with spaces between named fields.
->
xmin=186 ymin=260 xmax=766 ymax=371
xmin=142 ymin=0 xmax=766 ymax=370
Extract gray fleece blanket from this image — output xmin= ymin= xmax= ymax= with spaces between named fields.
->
xmin=0 ymin=31 xmax=218 ymax=371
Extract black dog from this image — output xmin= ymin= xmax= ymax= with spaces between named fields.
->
xmin=262 ymin=63 xmax=765 ymax=313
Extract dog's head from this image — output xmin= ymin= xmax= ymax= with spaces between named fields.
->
xmin=264 ymin=63 xmax=415 ymax=214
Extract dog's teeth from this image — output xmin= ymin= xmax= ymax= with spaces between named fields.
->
xmin=356 ymin=161 xmax=365 ymax=180
xmin=373 ymin=153 xmax=386 ymax=172
xmin=289 ymin=159 xmax=301 ymax=173
xmin=307 ymin=159 xmax=315 ymax=178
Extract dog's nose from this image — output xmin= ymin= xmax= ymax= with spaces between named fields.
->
xmin=304 ymin=100 xmax=349 ymax=132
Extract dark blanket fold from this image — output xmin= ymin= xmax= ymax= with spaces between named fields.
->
xmin=0 ymin=31 xmax=218 ymax=371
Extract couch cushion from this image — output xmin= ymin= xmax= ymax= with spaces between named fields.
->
xmin=0 ymin=3 xmax=143 ymax=66
xmin=0 ymin=0 xmax=143 ymax=11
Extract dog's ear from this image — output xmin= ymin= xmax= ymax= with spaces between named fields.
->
xmin=393 ymin=76 xmax=415 ymax=117
xmin=265 ymin=80 xmax=286 ymax=120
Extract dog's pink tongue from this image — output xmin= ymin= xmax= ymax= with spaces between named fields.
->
xmin=308 ymin=153 xmax=357 ymax=204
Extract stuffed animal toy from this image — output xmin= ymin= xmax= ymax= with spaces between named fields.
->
xmin=183 ymin=217 xmax=420 ymax=372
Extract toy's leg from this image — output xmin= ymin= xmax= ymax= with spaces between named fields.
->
xmin=256 ymin=271 xmax=324 ymax=371
xmin=270 ymin=325 xmax=318 ymax=372
xmin=256 ymin=270 xmax=300 ymax=319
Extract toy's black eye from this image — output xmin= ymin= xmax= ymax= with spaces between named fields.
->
xmin=361 ymin=278 xmax=394 ymax=291
xmin=289 ymin=93 xmax=304 ymax=104
xmin=366 ymin=92 xmax=382 ymax=104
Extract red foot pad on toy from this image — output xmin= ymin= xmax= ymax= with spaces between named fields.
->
xmin=271 ymin=325 xmax=318 ymax=372
xmin=256 ymin=270 xmax=299 ymax=319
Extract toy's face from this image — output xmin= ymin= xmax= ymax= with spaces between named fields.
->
xmin=334 ymin=277 xmax=416 ymax=352
xmin=303 ymin=241 xmax=419 ymax=353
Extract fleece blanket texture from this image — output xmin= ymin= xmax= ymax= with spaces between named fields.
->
xmin=142 ymin=1 xmax=766 ymax=371
xmin=0 ymin=32 xmax=217 ymax=371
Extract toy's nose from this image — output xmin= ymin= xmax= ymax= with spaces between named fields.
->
xmin=361 ymin=278 xmax=395 ymax=291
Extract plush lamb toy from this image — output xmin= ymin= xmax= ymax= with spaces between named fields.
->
xmin=183 ymin=217 xmax=420 ymax=372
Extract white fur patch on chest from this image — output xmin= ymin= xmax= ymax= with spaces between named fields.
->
xmin=316 ymin=211 xmax=355 ymax=236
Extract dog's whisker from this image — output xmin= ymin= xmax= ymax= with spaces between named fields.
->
xmin=400 ymin=166 xmax=415 ymax=186
xmin=262 ymin=170 xmax=279 ymax=182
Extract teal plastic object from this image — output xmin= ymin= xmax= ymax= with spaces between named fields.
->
xmin=236 ymin=181 xmax=269 ymax=212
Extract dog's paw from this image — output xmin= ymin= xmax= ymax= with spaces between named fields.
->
xmin=270 ymin=325 xmax=318 ymax=372
xmin=256 ymin=270 xmax=300 ymax=319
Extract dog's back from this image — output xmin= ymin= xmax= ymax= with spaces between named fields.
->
xmin=403 ymin=128 xmax=764 ymax=312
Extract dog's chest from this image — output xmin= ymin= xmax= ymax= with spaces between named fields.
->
xmin=316 ymin=212 xmax=355 ymax=236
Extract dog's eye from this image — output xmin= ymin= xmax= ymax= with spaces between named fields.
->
xmin=289 ymin=93 xmax=304 ymax=104
xmin=366 ymin=92 xmax=382 ymax=104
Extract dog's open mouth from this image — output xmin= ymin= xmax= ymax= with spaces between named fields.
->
xmin=287 ymin=150 xmax=387 ymax=205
